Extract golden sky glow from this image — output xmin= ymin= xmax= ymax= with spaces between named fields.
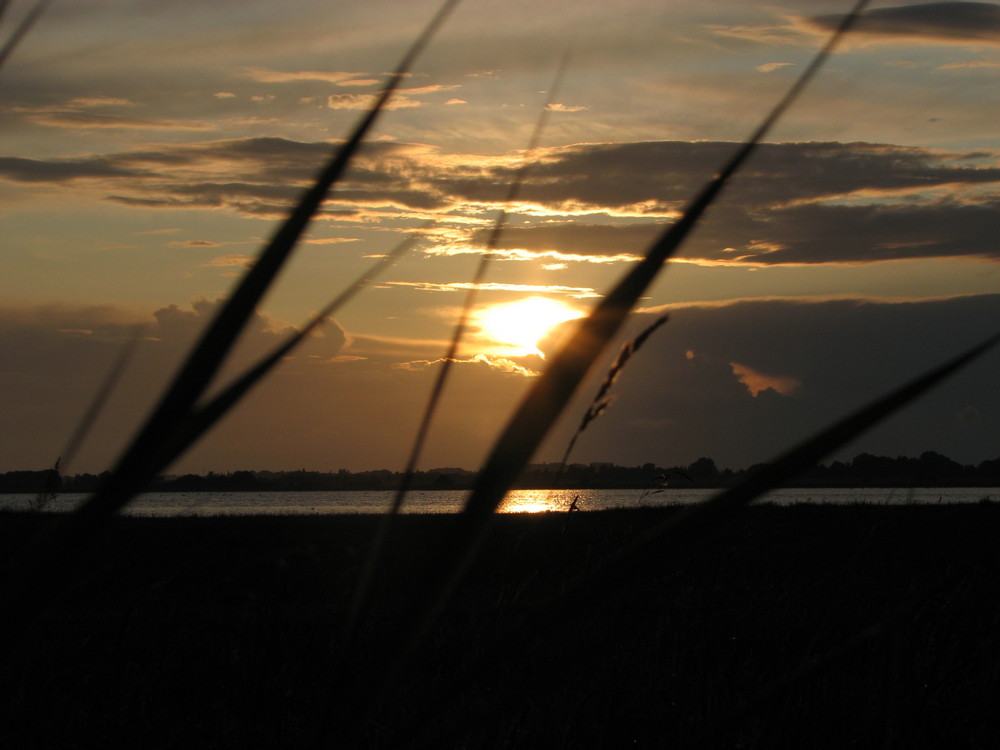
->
xmin=1 ymin=1 xmax=998 ymax=474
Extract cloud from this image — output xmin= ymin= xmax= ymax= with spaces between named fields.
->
xmin=2 ymin=295 xmax=997 ymax=474
xmin=399 ymin=84 xmax=461 ymax=96
xmin=937 ymin=60 xmax=1000 ymax=69
xmin=175 ymin=239 xmax=219 ymax=247
xmin=244 ymin=69 xmax=370 ymax=84
xmin=0 ymin=299 xmax=348 ymax=473
xmin=0 ymin=156 xmax=152 ymax=182
xmin=809 ymin=2 xmax=1000 ymax=45
xmin=383 ymin=281 xmax=601 ymax=298
xmin=466 ymin=223 xmax=656 ymax=261
xmin=302 ymin=237 xmax=359 ymax=245
xmin=729 ymin=362 xmax=802 ymax=397
xmin=325 ymin=84 xmax=459 ymax=112
xmin=535 ymin=294 xmax=1000 ymax=470
xmin=545 ymin=103 xmax=588 ymax=112
xmin=468 ymin=141 xmax=1000 ymax=264
xmin=67 ymin=97 xmax=135 ymax=108
xmin=756 ymin=62 xmax=794 ymax=73
xmin=392 ymin=353 xmax=538 ymax=377
xmin=709 ymin=3 xmax=1000 ymax=48
xmin=203 ymin=254 xmax=254 ymax=267
xmin=4 ymin=136 xmax=999 ymax=264
xmin=8 ymin=103 xmax=211 ymax=131
xmin=327 ymin=93 xmax=422 ymax=111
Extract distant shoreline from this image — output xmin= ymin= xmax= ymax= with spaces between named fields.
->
xmin=3 ymin=449 xmax=999 ymax=493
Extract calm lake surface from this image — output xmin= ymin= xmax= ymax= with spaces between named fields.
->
xmin=1 ymin=487 xmax=996 ymax=516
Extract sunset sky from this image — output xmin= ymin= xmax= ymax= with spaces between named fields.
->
xmin=2 ymin=0 xmax=999 ymax=475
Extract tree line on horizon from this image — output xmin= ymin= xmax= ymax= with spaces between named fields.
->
xmin=2 ymin=450 xmax=999 ymax=494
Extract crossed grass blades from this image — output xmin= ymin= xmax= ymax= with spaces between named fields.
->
xmin=3 ymin=0 xmax=1000 ymax=745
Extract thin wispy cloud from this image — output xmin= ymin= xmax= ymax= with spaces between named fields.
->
xmin=544 ymin=102 xmax=587 ymax=112
xmin=8 ymin=104 xmax=211 ymax=131
xmin=384 ymin=281 xmax=601 ymax=298
xmin=202 ymin=254 xmax=254 ymax=268
xmin=327 ymin=93 xmax=423 ymax=110
xmin=243 ymin=68 xmax=371 ymax=84
xmin=937 ymin=60 xmax=1000 ymax=70
xmin=757 ymin=62 xmax=794 ymax=73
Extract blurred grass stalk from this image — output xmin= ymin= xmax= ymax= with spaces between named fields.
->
xmin=0 ymin=0 xmax=460 ymax=646
xmin=395 ymin=0 xmax=875 ymax=659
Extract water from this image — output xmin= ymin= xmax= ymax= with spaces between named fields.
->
xmin=1 ymin=486 xmax=995 ymax=516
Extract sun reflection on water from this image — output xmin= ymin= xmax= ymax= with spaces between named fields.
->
xmin=498 ymin=489 xmax=571 ymax=514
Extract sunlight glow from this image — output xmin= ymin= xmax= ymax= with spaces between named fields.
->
xmin=499 ymin=490 xmax=568 ymax=513
xmin=474 ymin=296 xmax=585 ymax=356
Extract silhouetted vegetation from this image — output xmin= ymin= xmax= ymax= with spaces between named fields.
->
xmin=3 ymin=450 xmax=998 ymax=494
xmin=1 ymin=505 xmax=998 ymax=748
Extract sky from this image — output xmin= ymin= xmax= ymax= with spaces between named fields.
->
xmin=2 ymin=0 xmax=999 ymax=475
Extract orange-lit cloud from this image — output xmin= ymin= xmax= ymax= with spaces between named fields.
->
xmin=302 ymin=237 xmax=359 ymax=245
xmin=392 ymin=353 xmax=538 ymax=377
xmin=729 ymin=362 xmax=802 ymax=397
xmin=243 ymin=68 xmax=369 ymax=84
xmin=937 ymin=60 xmax=1000 ymax=70
xmin=3 ymin=137 xmax=999 ymax=266
xmin=327 ymin=93 xmax=423 ymax=110
xmin=757 ymin=62 xmax=794 ymax=73
xmin=545 ymin=103 xmax=587 ymax=112
xmin=203 ymin=253 xmax=254 ymax=267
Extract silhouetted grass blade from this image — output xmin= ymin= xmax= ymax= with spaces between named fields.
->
xmin=341 ymin=52 xmax=573 ymax=645
xmin=616 ymin=329 xmax=1000 ymax=577
xmin=0 ymin=0 xmax=52 ymax=70
xmin=558 ymin=312 xmax=669 ymax=469
xmin=77 ymin=0 xmax=460 ymax=523
xmin=395 ymin=329 xmax=1000 ymax=750
xmin=402 ymin=0 xmax=871 ymax=647
xmin=58 ymin=325 xmax=144 ymax=473
xmin=153 ymin=233 xmax=419 ymax=476
xmin=0 ymin=0 xmax=459 ymax=650
xmin=463 ymin=0 xmax=869 ymax=521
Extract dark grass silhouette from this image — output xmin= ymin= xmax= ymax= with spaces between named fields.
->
xmin=2 ymin=506 xmax=999 ymax=748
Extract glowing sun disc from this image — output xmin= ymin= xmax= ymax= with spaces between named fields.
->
xmin=475 ymin=296 xmax=584 ymax=356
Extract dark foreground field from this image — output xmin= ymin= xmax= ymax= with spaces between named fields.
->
xmin=1 ymin=504 xmax=998 ymax=749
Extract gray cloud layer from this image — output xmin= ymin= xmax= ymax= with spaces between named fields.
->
xmin=2 ymin=294 xmax=997 ymax=474
xmin=811 ymin=2 xmax=1000 ymax=44
xmin=2 ymin=137 xmax=999 ymax=265
xmin=540 ymin=293 xmax=1000 ymax=470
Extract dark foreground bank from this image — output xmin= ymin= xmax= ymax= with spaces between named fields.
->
xmin=1 ymin=505 xmax=998 ymax=749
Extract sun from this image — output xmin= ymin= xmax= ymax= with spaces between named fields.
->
xmin=474 ymin=296 xmax=585 ymax=357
